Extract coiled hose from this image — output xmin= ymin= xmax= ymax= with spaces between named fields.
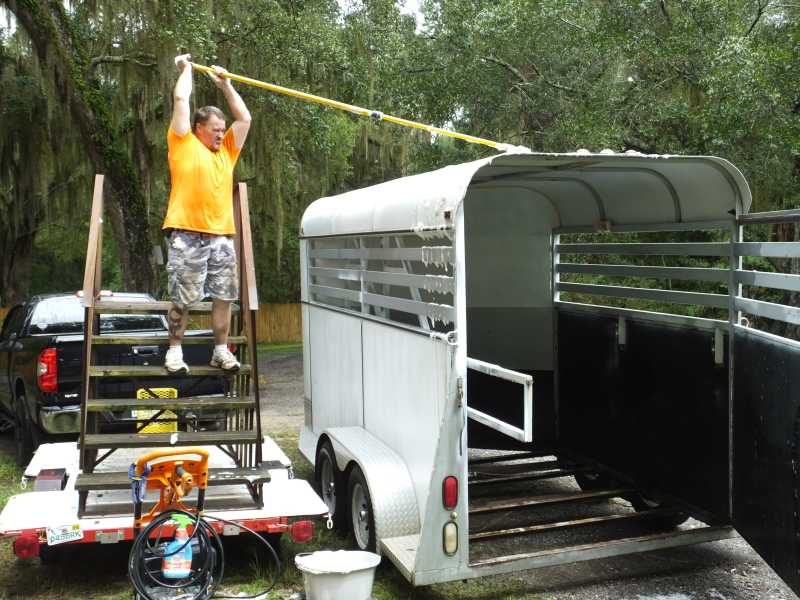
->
xmin=128 ymin=508 xmax=282 ymax=600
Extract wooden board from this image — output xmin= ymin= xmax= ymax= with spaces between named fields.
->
xmin=90 ymin=335 xmax=247 ymax=345
xmin=75 ymin=462 xmax=283 ymax=491
xmin=93 ymin=301 xmax=240 ymax=314
xmin=86 ymin=395 xmax=254 ymax=411
xmin=83 ymin=430 xmax=260 ymax=449
xmin=88 ymin=364 xmax=251 ymax=377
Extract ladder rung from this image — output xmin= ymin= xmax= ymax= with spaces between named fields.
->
xmin=93 ymin=301 xmax=241 ymax=314
xmin=88 ymin=365 xmax=251 ymax=377
xmin=83 ymin=431 xmax=260 ymax=449
xmin=86 ymin=395 xmax=254 ymax=412
xmin=75 ymin=462 xmax=282 ymax=491
xmin=90 ymin=335 xmax=248 ymax=345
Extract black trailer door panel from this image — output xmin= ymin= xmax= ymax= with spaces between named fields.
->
xmin=734 ymin=326 xmax=800 ymax=596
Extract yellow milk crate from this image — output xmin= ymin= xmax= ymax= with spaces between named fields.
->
xmin=135 ymin=387 xmax=178 ymax=433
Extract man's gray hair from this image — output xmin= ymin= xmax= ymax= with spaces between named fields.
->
xmin=193 ymin=106 xmax=227 ymax=130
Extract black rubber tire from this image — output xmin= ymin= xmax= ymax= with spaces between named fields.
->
xmin=627 ymin=492 xmax=690 ymax=530
xmin=315 ymin=441 xmax=347 ymax=532
xmin=574 ymin=471 xmax=619 ymax=492
xmin=347 ymin=466 xmax=376 ymax=552
xmin=14 ymin=396 xmax=34 ymax=467
xmin=39 ymin=544 xmax=64 ymax=565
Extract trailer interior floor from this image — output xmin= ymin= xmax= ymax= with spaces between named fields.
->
xmin=466 ymin=449 xmax=734 ymax=570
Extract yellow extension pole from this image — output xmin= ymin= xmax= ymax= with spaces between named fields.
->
xmin=191 ymin=62 xmax=508 ymax=152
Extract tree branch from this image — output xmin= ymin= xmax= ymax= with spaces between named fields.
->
xmin=90 ymin=53 xmax=156 ymax=70
xmin=483 ymin=55 xmax=580 ymax=95
xmin=744 ymin=0 xmax=768 ymax=37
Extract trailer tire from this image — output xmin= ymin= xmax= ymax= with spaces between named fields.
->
xmin=574 ymin=471 xmax=619 ymax=492
xmin=315 ymin=441 xmax=347 ymax=532
xmin=13 ymin=396 xmax=34 ymax=467
xmin=347 ymin=466 xmax=376 ymax=552
xmin=628 ymin=492 xmax=689 ymax=530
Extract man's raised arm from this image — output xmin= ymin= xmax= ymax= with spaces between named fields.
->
xmin=171 ymin=54 xmax=193 ymax=136
xmin=208 ymin=66 xmax=252 ymax=149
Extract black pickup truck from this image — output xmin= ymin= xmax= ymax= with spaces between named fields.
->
xmin=0 ymin=292 xmax=227 ymax=465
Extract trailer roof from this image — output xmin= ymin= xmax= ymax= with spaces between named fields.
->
xmin=300 ymin=150 xmax=752 ymax=237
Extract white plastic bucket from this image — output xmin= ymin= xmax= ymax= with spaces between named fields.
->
xmin=295 ymin=550 xmax=381 ymax=600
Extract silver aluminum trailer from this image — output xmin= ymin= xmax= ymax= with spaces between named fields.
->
xmin=298 ymin=150 xmax=800 ymax=594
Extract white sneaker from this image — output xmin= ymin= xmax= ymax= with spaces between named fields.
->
xmin=164 ymin=348 xmax=189 ymax=374
xmin=210 ymin=348 xmax=240 ymax=372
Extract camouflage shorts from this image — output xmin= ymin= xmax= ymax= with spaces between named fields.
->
xmin=166 ymin=230 xmax=238 ymax=307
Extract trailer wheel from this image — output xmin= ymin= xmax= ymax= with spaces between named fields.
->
xmin=347 ymin=466 xmax=376 ymax=552
xmin=574 ymin=471 xmax=619 ymax=492
xmin=628 ymin=492 xmax=689 ymax=530
xmin=315 ymin=441 xmax=346 ymax=531
xmin=13 ymin=396 xmax=34 ymax=467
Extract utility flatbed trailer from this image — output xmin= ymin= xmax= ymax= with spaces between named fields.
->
xmin=298 ymin=149 xmax=800 ymax=596
xmin=1 ymin=439 xmax=327 ymax=559
xmin=2 ymin=177 xmax=329 ymax=561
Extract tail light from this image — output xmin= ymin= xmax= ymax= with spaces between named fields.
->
xmin=37 ymin=348 xmax=58 ymax=393
xmin=289 ymin=520 xmax=314 ymax=543
xmin=442 ymin=476 xmax=458 ymax=510
xmin=227 ymin=343 xmax=237 ymax=354
xmin=13 ymin=533 xmax=40 ymax=559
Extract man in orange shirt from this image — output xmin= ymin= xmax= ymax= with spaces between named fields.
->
xmin=162 ymin=53 xmax=251 ymax=374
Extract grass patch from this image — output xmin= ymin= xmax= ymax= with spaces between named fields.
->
xmin=257 ymin=342 xmax=302 ymax=354
xmin=0 ymin=430 xmax=549 ymax=600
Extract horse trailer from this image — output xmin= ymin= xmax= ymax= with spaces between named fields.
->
xmin=297 ymin=149 xmax=800 ymax=593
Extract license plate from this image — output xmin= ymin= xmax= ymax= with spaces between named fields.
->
xmin=45 ymin=523 xmax=83 ymax=546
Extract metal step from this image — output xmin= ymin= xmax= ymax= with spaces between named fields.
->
xmin=83 ymin=430 xmax=260 ymax=449
xmin=468 ymin=525 xmax=736 ymax=571
xmin=469 ymin=488 xmax=634 ymax=516
xmin=90 ymin=335 xmax=247 ymax=345
xmin=75 ymin=462 xmax=282 ymax=491
xmin=86 ymin=395 xmax=254 ymax=412
xmin=88 ymin=364 xmax=251 ymax=377
xmin=93 ymin=300 xmax=239 ymax=314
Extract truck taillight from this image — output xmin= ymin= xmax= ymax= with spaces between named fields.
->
xmin=289 ymin=520 xmax=314 ymax=543
xmin=442 ymin=476 xmax=458 ymax=510
xmin=227 ymin=343 xmax=237 ymax=354
xmin=37 ymin=348 xmax=58 ymax=393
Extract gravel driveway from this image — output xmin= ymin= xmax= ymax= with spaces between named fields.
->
xmin=259 ymin=346 xmax=796 ymax=600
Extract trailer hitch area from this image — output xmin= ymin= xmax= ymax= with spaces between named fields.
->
xmin=129 ymin=447 xmax=210 ymax=530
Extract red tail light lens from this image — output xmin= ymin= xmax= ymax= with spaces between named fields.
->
xmin=37 ymin=348 xmax=58 ymax=393
xmin=13 ymin=533 xmax=40 ymax=559
xmin=442 ymin=476 xmax=458 ymax=510
xmin=289 ymin=520 xmax=314 ymax=543
xmin=227 ymin=343 xmax=237 ymax=354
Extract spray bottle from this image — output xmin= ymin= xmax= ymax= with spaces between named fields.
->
xmin=162 ymin=514 xmax=193 ymax=580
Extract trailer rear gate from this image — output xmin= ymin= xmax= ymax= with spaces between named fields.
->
xmin=298 ymin=150 xmax=800 ymax=593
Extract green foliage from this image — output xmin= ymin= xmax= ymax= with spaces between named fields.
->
xmin=1 ymin=0 xmax=798 ymax=305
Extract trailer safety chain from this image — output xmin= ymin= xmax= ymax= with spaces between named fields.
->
xmin=129 ymin=508 xmax=282 ymax=600
xmin=190 ymin=62 xmax=523 ymax=153
xmin=326 ymin=513 xmax=333 ymax=531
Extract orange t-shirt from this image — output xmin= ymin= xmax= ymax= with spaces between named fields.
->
xmin=162 ymin=127 xmax=242 ymax=235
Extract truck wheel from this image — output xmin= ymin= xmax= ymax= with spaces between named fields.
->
xmin=14 ymin=397 xmax=34 ymax=467
xmin=347 ymin=466 xmax=376 ymax=552
xmin=315 ymin=441 xmax=346 ymax=532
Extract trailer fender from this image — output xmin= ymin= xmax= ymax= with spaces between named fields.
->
xmin=324 ymin=427 xmax=420 ymax=547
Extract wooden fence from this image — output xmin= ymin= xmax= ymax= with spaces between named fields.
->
xmin=0 ymin=302 xmax=302 ymax=344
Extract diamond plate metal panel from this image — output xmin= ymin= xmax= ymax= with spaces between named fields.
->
xmin=327 ymin=427 xmax=420 ymax=544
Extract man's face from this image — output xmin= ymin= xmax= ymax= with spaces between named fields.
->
xmin=195 ymin=115 xmax=226 ymax=151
